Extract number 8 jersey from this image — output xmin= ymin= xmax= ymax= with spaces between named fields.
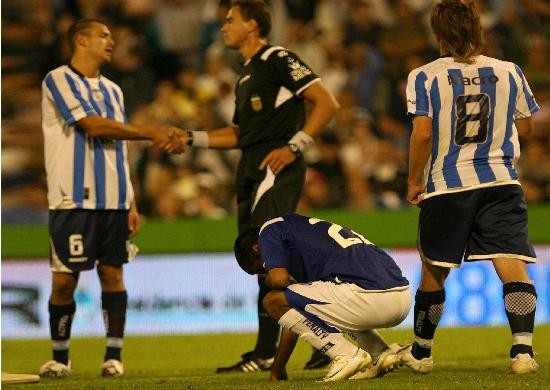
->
xmin=406 ymin=55 xmax=539 ymax=198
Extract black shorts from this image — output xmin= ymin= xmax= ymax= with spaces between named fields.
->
xmin=49 ymin=209 xmax=132 ymax=273
xmin=236 ymin=145 xmax=306 ymax=233
xmin=418 ymin=184 xmax=536 ymax=267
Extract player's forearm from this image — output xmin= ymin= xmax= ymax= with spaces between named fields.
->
xmin=408 ymin=118 xmax=432 ymax=185
xmin=205 ymin=126 xmax=240 ymax=149
xmin=186 ymin=126 xmax=239 ymax=149
xmin=79 ymin=115 xmax=155 ymax=140
xmin=271 ymin=327 xmax=298 ymax=379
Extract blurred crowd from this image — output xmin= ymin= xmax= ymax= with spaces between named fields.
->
xmin=2 ymin=0 xmax=550 ymax=224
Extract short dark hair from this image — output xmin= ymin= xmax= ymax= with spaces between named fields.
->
xmin=234 ymin=227 xmax=261 ymax=274
xmin=67 ymin=19 xmax=107 ymax=53
xmin=232 ymin=0 xmax=271 ymax=38
xmin=430 ymin=0 xmax=481 ymax=64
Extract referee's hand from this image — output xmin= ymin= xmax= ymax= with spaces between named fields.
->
xmin=259 ymin=146 xmax=296 ymax=175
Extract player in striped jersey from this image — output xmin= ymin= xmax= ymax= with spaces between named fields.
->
xmin=38 ymin=19 xmax=185 ymax=378
xmin=403 ymin=0 xmax=539 ymax=374
xmin=234 ymin=214 xmax=410 ymax=381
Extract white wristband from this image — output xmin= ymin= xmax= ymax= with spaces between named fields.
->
xmin=190 ymin=130 xmax=209 ymax=148
xmin=288 ymin=130 xmax=314 ymax=153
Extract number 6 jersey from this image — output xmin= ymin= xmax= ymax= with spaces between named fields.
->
xmin=406 ymin=55 xmax=539 ymax=198
xmin=258 ymin=214 xmax=409 ymax=291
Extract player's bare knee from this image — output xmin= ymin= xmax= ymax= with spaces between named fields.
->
xmin=262 ymin=291 xmax=280 ymax=318
xmin=51 ymin=286 xmax=75 ymax=303
xmin=98 ymin=265 xmax=124 ymax=291
xmin=51 ymin=273 xmax=77 ymax=302
xmin=493 ymin=257 xmax=530 ymax=283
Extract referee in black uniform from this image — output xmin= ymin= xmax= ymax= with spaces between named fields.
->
xmin=180 ymin=0 xmax=339 ymax=372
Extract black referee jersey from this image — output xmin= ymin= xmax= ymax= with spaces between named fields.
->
xmin=233 ymin=45 xmax=320 ymax=150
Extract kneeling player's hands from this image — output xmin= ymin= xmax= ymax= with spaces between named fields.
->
xmin=259 ymin=146 xmax=297 ymax=175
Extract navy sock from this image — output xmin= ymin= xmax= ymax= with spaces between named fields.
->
xmin=102 ymin=291 xmax=127 ymax=362
xmin=503 ymin=281 xmax=536 ymax=358
xmin=49 ymin=301 xmax=76 ymax=364
xmin=412 ymin=289 xmax=445 ymax=359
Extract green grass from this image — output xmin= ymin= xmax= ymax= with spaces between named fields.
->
xmin=4 ymin=204 xmax=550 ymax=258
xmin=2 ymin=325 xmax=548 ymax=389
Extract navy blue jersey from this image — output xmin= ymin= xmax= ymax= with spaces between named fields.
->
xmin=259 ymin=214 xmax=409 ymax=291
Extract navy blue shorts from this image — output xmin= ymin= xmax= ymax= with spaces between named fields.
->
xmin=49 ymin=209 xmax=132 ymax=273
xmin=418 ymin=184 xmax=536 ymax=268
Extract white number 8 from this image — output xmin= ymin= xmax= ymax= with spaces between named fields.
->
xmin=69 ymin=234 xmax=84 ymax=256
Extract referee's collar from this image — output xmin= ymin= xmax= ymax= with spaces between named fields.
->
xmin=247 ymin=44 xmax=271 ymax=63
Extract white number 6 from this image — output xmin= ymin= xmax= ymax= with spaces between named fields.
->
xmin=69 ymin=234 xmax=84 ymax=256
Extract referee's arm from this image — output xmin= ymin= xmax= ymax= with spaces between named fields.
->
xmin=300 ymin=81 xmax=339 ymax=139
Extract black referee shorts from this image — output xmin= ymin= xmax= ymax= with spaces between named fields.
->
xmin=418 ymin=184 xmax=537 ymax=268
xmin=236 ymin=146 xmax=306 ymax=233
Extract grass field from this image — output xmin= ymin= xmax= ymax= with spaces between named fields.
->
xmin=2 ymin=325 xmax=548 ymax=389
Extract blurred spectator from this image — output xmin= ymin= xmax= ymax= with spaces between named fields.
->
xmin=306 ymin=132 xmax=348 ymax=209
xmin=1 ymin=0 xmax=549 ymax=224
xmin=103 ymin=23 xmax=156 ymax=116
xmin=342 ymin=0 xmax=383 ymax=47
xmin=284 ymin=19 xmax=329 ymax=76
xmin=345 ymin=41 xmax=383 ymax=114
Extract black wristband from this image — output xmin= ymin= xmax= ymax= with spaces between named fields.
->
xmin=186 ymin=131 xmax=193 ymax=146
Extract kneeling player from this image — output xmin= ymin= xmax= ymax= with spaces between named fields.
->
xmin=234 ymin=213 xmax=411 ymax=381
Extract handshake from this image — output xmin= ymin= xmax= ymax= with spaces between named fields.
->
xmin=152 ymin=128 xmax=191 ymax=154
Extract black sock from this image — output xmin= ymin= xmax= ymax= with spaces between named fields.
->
xmin=412 ymin=289 xmax=445 ymax=359
xmin=253 ymin=276 xmax=279 ymax=358
xmin=49 ymin=301 xmax=76 ymax=364
xmin=102 ymin=291 xmax=127 ymax=362
xmin=503 ymin=281 xmax=537 ymax=358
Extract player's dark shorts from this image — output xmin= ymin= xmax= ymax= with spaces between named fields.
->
xmin=49 ymin=209 xmax=133 ymax=273
xmin=418 ymin=184 xmax=536 ymax=268
xmin=236 ymin=142 xmax=306 ymax=233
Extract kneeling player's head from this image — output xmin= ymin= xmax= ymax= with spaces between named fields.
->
xmin=234 ymin=227 xmax=263 ymax=275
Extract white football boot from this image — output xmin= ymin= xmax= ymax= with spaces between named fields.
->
xmin=509 ymin=353 xmax=539 ymax=374
xmin=322 ymin=348 xmax=372 ymax=382
xmin=101 ymin=359 xmax=124 ymax=377
xmin=349 ymin=347 xmax=400 ymax=379
xmin=38 ymin=360 xmax=72 ymax=378
xmin=393 ymin=343 xmax=433 ymax=374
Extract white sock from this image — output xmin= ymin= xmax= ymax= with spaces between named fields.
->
xmin=278 ymin=309 xmax=358 ymax=359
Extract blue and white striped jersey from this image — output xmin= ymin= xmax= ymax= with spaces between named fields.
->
xmin=406 ymin=55 xmax=539 ymax=197
xmin=259 ymin=214 xmax=409 ymax=291
xmin=42 ymin=65 xmax=134 ymax=210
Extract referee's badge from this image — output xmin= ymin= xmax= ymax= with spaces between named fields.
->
xmin=251 ymin=94 xmax=262 ymax=111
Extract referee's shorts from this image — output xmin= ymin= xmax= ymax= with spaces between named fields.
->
xmin=236 ymin=145 xmax=306 ymax=233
